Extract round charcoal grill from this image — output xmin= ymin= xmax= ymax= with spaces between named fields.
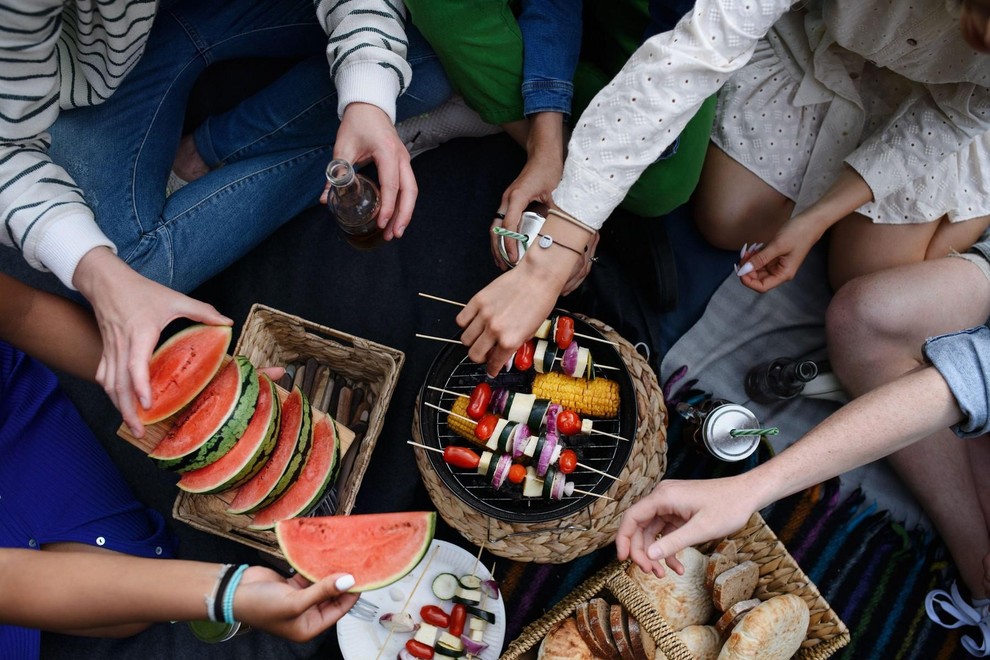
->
xmin=418 ymin=314 xmax=637 ymax=523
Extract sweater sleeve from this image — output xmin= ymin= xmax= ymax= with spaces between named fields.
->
xmin=0 ymin=0 xmax=115 ymax=289
xmin=551 ymin=0 xmax=793 ymax=228
xmin=313 ymin=0 xmax=412 ymax=123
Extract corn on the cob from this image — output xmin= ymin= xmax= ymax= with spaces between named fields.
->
xmin=446 ymin=396 xmax=477 ymax=442
xmin=532 ymin=372 xmax=619 ymax=418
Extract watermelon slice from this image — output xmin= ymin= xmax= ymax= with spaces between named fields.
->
xmin=248 ymin=416 xmax=340 ymax=530
xmin=176 ymin=373 xmax=281 ymax=494
xmin=227 ymin=386 xmax=312 ymax=514
xmin=149 ymin=356 xmax=260 ymax=472
xmin=275 ymin=512 xmax=437 ymax=592
xmin=139 ymin=324 xmax=232 ymax=424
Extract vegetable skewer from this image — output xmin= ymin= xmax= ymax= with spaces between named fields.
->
xmin=427 ymin=384 xmax=627 ymax=442
xmin=417 ymin=292 xmax=618 ymax=347
xmin=414 ymin=333 xmax=619 ymax=377
xmin=421 ymin=401 xmax=622 ymax=482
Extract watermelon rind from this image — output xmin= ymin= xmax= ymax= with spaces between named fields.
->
xmin=275 ymin=512 xmax=437 ymax=592
xmin=176 ymin=373 xmax=281 ymax=494
xmin=247 ymin=415 xmax=340 ymax=530
xmin=149 ymin=356 xmax=260 ymax=472
xmin=227 ymin=386 xmax=312 ymax=515
xmin=139 ymin=324 xmax=232 ymax=425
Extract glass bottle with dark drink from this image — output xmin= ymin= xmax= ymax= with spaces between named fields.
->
xmin=326 ymin=158 xmax=381 ymax=248
xmin=744 ymin=357 xmax=819 ymax=404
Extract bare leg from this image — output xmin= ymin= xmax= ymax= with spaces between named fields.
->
xmin=829 ymin=213 xmax=990 ymax=290
xmin=692 ymin=144 xmax=794 ymax=250
xmin=828 ymin=257 xmax=990 ymax=597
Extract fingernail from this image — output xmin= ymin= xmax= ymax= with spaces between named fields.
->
xmin=647 ymin=545 xmax=662 ymax=560
xmin=335 ymin=574 xmax=356 ymax=591
xmin=140 ymin=396 xmax=151 ymax=409
xmin=737 ymin=262 xmax=754 ymax=277
xmin=733 ymin=263 xmax=739 ymax=274
xmin=739 ymin=243 xmax=748 ymax=259
xmin=395 ymin=225 xmax=405 ymax=238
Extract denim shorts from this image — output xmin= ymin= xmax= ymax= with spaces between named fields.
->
xmin=950 ymin=228 xmax=990 ymax=284
xmin=923 ymin=324 xmax=990 ymax=438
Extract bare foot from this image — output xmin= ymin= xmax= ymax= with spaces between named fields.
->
xmin=171 ymin=135 xmax=210 ymax=182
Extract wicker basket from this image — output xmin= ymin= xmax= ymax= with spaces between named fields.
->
xmin=119 ymin=304 xmax=404 ymax=557
xmin=500 ymin=512 xmax=850 ymax=660
xmin=412 ymin=315 xmax=667 ymax=564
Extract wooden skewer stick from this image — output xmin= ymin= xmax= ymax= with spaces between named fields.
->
xmin=373 ymin=544 xmax=440 ymax=660
xmin=472 ymin=538 xmax=486 ymax=577
xmin=427 ymin=385 xmax=468 ymax=398
xmin=579 ymin=462 xmax=624 ymax=482
xmin=418 ymin=292 xmax=619 ymax=347
xmin=423 ymin=401 xmax=476 ymax=426
xmin=589 ymin=428 xmax=628 ymax=442
xmin=408 ymin=440 xmax=443 ymax=453
xmin=572 ymin=487 xmax=615 ymax=501
xmin=415 ymin=333 xmax=463 ymax=345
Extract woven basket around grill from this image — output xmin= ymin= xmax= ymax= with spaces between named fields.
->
xmin=500 ymin=512 xmax=850 ymax=660
xmin=170 ymin=304 xmax=404 ymax=557
xmin=412 ymin=315 xmax=667 ymax=564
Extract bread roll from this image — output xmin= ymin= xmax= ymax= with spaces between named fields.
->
xmin=676 ymin=625 xmax=722 ymax=660
xmin=626 ymin=547 xmax=714 ymax=630
xmin=717 ymin=594 xmax=810 ymax=660
xmin=539 ymin=617 xmax=596 ymax=660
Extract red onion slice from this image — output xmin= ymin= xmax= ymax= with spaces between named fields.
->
xmin=537 ymin=432 xmax=558 ymax=477
xmin=562 ymin=341 xmax=579 ymax=376
xmin=545 ymin=403 xmax=562 ymax=436
xmin=461 ymin=635 xmax=489 ymax=655
xmin=491 ymin=453 xmax=513 ymax=490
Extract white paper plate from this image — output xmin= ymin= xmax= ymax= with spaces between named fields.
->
xmin=337 ymin=539 xmax=506 ymax=659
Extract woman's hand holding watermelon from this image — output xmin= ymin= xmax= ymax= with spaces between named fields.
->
xmin=73 ymin=247 xmax=232 ymax=437
xmin=233 ymin=566 xmax=360 ymax=642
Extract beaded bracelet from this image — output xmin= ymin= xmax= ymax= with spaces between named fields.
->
xmin=221 ymin=564 xmax=250 ymax=625
xmin=206 ymin=564 xmax=235 ymax=623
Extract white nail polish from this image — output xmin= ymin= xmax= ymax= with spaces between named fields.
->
xmin=737 ymin=262 xmax=754 ymax=277
xmin=335 ymin=574 xmax=356 ymax=591
xmin=739 ymin=243 xmax=748 ymax=259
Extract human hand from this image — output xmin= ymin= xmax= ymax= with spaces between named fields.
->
xmin=615 ymin=478 xmax=759 ymax=578
xmin=324 ymin=102 xmax=416 ymax=240
xmin=72 ymin=248 xmax=232 ymax=438
xmin=234 ymin=567 xmax=360 ymax=642
xmin=736 ymin=216 xmax=823 ymax=293
xmin=490 ymin=150 xmax=565 ymax=269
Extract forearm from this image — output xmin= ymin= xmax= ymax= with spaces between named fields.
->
xmin=747 ymin=366 xmax=962 ymax=508
xmin=526 ymin=112 xmax=566 ymax=162
xmin=0 ymin=550 xmax=218 ymax=630
xmin=791 ymin=166 xmax=875 ymax=237
xmin=0 ymin=273 xmax=102 ymax=380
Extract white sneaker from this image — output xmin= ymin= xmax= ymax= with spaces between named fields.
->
xmin=926 ymin=582 xmax=990 ymax=656
xmin=396 ymin=95 xmax=502 ymax=159
xmin=166 ymin=170 xmax=189 ymax=197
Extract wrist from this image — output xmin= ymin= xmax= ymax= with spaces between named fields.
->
xmin=72 ymin=246 xmax=120 ymax=298
xmin=526 ymin=112 xmax=565 ymax=158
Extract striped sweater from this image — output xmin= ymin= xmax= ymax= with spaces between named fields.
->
xmin=0 ymin=0 xmax=410 ymax=290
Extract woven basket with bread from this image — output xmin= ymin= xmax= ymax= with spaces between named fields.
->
xmin=502 ymin=513 xmax=849 ymax=660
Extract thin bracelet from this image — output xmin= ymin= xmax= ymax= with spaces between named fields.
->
xmin=206 ymin=564 xmax=235 ymax=623
xmin=536 ymin=232 xmax=588 ymax=259
xmin=546 ymin=207 xmax=596 ymax=234
xmin=221 ymin=564 xmax=250 ymax=625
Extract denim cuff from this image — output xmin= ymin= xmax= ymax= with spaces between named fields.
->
xmin=522 ymin=79 xmax=574 ymax=118
xmin=924 ymin=324 xmax=990 ymax=438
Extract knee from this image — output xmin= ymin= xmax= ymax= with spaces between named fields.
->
xmin=826 ymin=275 xmax=909 ymax=364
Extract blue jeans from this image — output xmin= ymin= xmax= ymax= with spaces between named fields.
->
xmin=49 ymin=0 xmax=451 ymax=294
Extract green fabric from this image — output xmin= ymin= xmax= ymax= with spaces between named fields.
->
xmin=404 ymin=0 xmax=525 ymax=125
xmin=407 ymin=0 xmax=716 ymax=218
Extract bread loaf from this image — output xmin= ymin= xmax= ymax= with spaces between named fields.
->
xmin=626 ymin=547 xmax=714 ymax=630
xmin=587 ymin=598 xmax=621 ymax=659
xmin=576 ymin=600 xmax=617 ymax=658
xmin=627 ymin=614 xmax=655 ymax=660
xmin=717 ymin=594 xmax=810 ymax=660
xmin=538 ymin=617 xmax=596 ymax=660
xmin=715 ymin=598 xmax=761 ymax=638
xmin=712 ymin=560 xmax=760 ymax=612
xmin=609 ymin=604 xmax=637 ymax=660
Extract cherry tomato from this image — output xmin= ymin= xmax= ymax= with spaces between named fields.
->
xmin=420 ymin=604 xmax=450 ymax=628
xmin=507 ymin=463 xmax=527 ymax=484
xmin=466 ymin=382 xmax=492 ymax=420
xmin=554 ymin=316 xmax=575 ymax=350
xmin=514 ymin=339 xmax=536 ymax=371
xmin=474 ymin=413 xmax=500 ymax=441
xmin=558 ymin=449 xmax=578 ymax=474
xmin=444 ymin=445 xmax=480 ymax=469
xmin=556 ymin=409 xmax=582 ymax=436
xmin=405 ymin=639 xmax=435 ymax=659
xmin=449 ymin=603 xmax=468 ymax=637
